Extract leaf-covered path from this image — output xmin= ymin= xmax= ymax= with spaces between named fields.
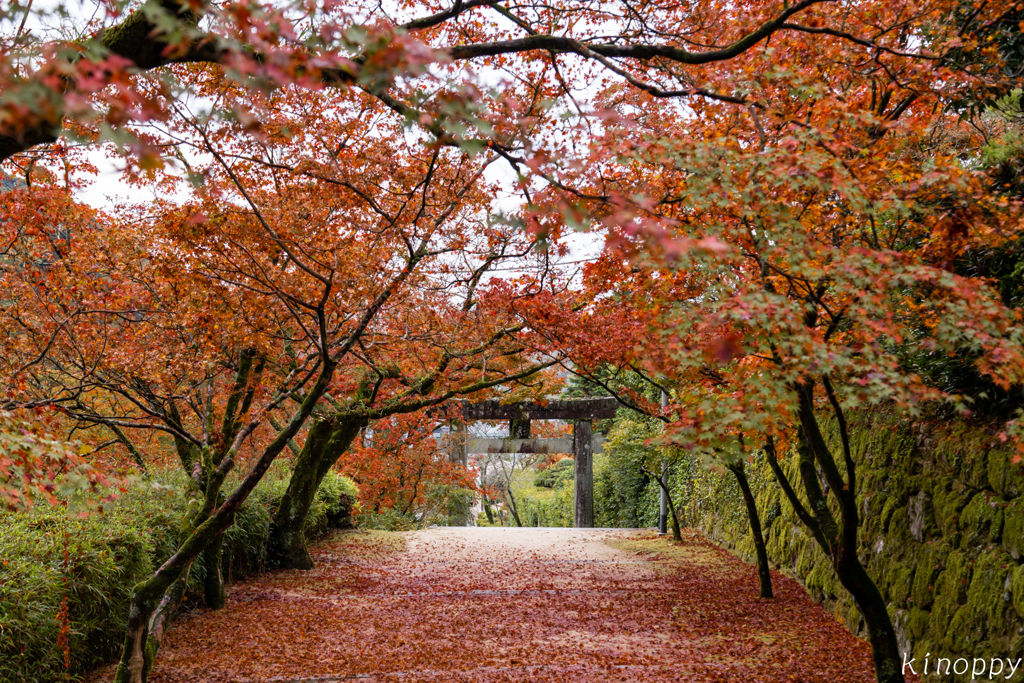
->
xmin=93 ymin=527 xmax=897 ymax=682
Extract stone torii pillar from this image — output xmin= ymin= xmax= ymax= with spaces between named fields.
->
xmin=573 ymin=419 xmax=593 ymax=528
xmin=461 ymin=398 xmax=617 ymax=528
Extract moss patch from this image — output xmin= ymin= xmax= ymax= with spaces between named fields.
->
xmin=947 ymin=603 xmax=986 ymax=655
xmin=911 ymin=542 xmax=949 ymax=610
xmin=965 ymin=550 xmax=1013 ymax=634
xmin=907 ymin=607 xmax=930 ymax=640
xmin=806 ymin=559 xmax=839 ymax=601
xmin=1003 ymin=500 xmax=1024 ymax=560
xmin=886 ymin=564 xmax=915 ymax=608
xmin=933 ymin=484 xmax=973 ymax=544
xmin=960 ymin=493 xmax=1003 ymax=546
xmin=937 ymin=549 xmax=973 ymax=604
xmin=1012 ymin=564 xmax=1024 ymax=619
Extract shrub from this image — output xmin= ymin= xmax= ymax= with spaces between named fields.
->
xmin=524 ymin=478 xmax=574 ymax=526
xmin=356 ymin=507 xmax=419 ymax=531
xmin=533 ymin=458 xmax=574 ymax=488
xmin=0 ymin=510 xmax=155 ymax=683
xmin=0 ymin=466 xmax=357 ymax=683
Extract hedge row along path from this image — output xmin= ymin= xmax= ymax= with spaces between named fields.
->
xmin=87 ymin=527 xmax=904 ymax=682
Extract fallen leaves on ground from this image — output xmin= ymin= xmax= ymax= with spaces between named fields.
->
xmin=88 ymin=527 xmax=913 ymax=683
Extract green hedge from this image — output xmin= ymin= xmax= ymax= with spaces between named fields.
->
xmin=0 ymin=466 xmax=356 ymax=683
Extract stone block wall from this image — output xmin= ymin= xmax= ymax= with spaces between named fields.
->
xmin=678 ymin=410 xmax=1024 ymax=680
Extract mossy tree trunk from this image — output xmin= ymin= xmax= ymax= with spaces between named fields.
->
xmin=727 ymin=461 xmax=773 ymax=598
xmin=269 ymin=414 xmax=365 ymax=569
xmin=115 ymin=483 xmax=224 ymax=683
xmin=115 ymin=559 xmax=194 ymax=683
xmin=766 ymin=379 xmax=904 ymax=683
xmin=202 ymin=534 xmax=226 ymax=610
xmin=114 ymin=509 xmax=223 ymax=683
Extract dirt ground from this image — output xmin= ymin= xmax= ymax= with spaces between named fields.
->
xmin=88 ymin=527 xmax=897 ymax=682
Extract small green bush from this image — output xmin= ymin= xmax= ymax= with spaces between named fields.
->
xmin=533 ymin=458 xmax=574 ymax=488
xmin=356 ymin=507 xmax=418 ymax=531
xmin=0 ymin=467 xmax=357 ymax=683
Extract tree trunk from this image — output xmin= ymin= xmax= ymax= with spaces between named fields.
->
xmin=834 ymin=548 xmax=904 ymax=683
xmin=115 ymin=592 xmax=155 ymax=683
xmin=269 ymin=414 xmax=364 ymax=569
xmin=793 ymin=386 xmax=904 ymax=683
xmin=114 ymin=559 xmax=196 ymax=683
xmin=728 ymin=462 xmax=773 ymax=599
xmin=113 ymin=491 xmax=255 ymax=682
xmin=645 ymin=467 xmax=682 ymax=542
xmin=505 ymin=487 xmax=523 ymax=527
xmin=114 ymin=493 xmax=215 ymax=683
xmin=668 ymin=497 xmax=681 ymax=541
xmin=202 ymin=535 xmax=226 ymax=609
xmin=116 ymin=475 xmax=213 ymax=681
xmin=114 ymin=530 xmax=206 ymax=683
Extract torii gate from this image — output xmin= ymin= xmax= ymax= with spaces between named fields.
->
xmin=457 ymin=398 xmax=619 ymax=527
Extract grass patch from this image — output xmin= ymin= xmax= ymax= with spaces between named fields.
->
xmin=605 ymin=532 xmax=733 ymax=572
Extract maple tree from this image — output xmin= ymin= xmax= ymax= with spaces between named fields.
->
xmin=149 ymin=75 xmax=570 ymax=569
xmin=474 ymin=6 xmax=1024 ymax=682
xmin=7 ymin=0 xmax=1017 ymax=173
xmin=521 ymin=82 xmax=1022 ymax=683
xmin=0 ymin=82 xmax=570 ymax=683
xmin=339 ymin=410 xmax=476 ymax=522
xmin=2 ymin=166 xmax=374 ymax=681
xmin=2 ymin=1 xmax=1023 ymax=682
xmin=0 ymin=41 xmax=599 ymax=678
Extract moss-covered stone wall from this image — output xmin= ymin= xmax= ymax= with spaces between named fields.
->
xmin=677 ymin=410 xmax=1024 ymax=680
